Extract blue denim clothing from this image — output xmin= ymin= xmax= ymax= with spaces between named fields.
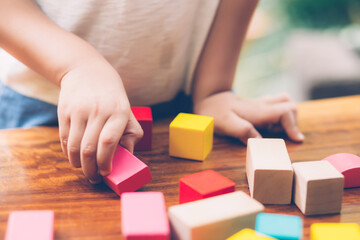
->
xmin=0 ymin=83 xmax=58 ymax=129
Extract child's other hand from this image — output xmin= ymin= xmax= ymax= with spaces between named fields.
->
xmin=58 ymin=59 xmax=143 ymax=184
xmin=193 ymin=91 xmax=304 ymax=144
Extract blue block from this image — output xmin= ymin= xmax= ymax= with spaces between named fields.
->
xmin=255 ymin=213 xmax=302 ymax=240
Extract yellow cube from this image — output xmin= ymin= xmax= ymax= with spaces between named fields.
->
xmin=169 ymin=113 xmax=213 ymax=161
xmin=227 ymin=229 xmax=275 ymax=240
xmin=311 ymin=223 xmax=360 ymax=240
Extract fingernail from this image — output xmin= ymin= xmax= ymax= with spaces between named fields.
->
xmin=99 ymin=170 xmax=111 ymax=177
xmin=298 ymin=132 xmax=305 ymax=140
xmin=89 ymin=178 xmax=102 ymax=185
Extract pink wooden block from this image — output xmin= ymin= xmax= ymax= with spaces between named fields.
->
xmin=179 ymin=170 xmax=235 ymax=204
xmin=322 ymin=153 xmax=360 ymax=188
xmin=121 ymin=192 xmax=170 ymax=240
xmin=132 ymin=107 xmax=153 ymax=151
xmin=103 ymin=145 xmax=152 ymax=196
xmin=5 ymin=210 xmax=54 ymax=240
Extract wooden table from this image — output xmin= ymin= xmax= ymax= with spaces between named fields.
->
xmin=0 ymin=95 xmax=359 ymax=239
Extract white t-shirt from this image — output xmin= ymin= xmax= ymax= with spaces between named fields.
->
xmin=0 ymin=0 xmax=219 ymax=106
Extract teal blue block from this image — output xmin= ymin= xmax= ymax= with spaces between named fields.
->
xmin=255 ymin=213 xmax=302 ymax=240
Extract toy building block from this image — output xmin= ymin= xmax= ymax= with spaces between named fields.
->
xmin=311 ymin=223 xmax=360 ymax=240
xmin=168 ymin=191 xmax=264 ymax=240
xmin=103 ymin=145 xmax=152 ymax=196
xmin=255 ymin=213 xmax=302 ymax=240
xmin=5 ymin=210 xmax=54 ymax=240
xmin=227 ymin=229 xmax=275 ymax=240
xmin=322 ymin=153 xmax=360 ymax=188
xmin=179 ymin=170 xmax=235 ymax=204
xmin=169 ymin=113 xmax=214 ymax=161
xmin=131 ymin=107 xmax=152 ymax=151
xmin=292 ymin=161 xmax=344 ymax=216
xmin=246 ymin=138 xmax=293 ymax=204
xmin=121 ymin=192 xmax=170 ymax=240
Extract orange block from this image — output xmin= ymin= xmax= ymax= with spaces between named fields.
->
xmin=179 ymin=170 xmax=235 ymax=204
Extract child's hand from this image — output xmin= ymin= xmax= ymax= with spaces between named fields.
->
xmin=58 ymin=60 xmax=143 ymax=184
xmin=0 ymin=0 xmax=144 ymax=184
xmin=193 ymin=91 xmax=304 ymax=144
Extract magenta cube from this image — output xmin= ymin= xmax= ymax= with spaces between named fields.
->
xmin=103 ymin=145 xmax=152 ymax=196
xmin=323 ymin=153 xmax=360 ymax=188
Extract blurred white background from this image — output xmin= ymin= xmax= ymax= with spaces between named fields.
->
xmin=234 ymin=0 xmax=360 ymax=102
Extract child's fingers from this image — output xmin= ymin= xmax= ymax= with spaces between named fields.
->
xmin=67 ymin=116 xmax=86 ymax=168
xmin=219 ymin=112 xmax=262 ymax=144
xmin=80 ymin=118 xmax=107 ymax=184
xmin=119 ymin=112 xmax=144 ymax=154
xmin=96 ymin=115 xmax=127 ymax=177
xmin=264 ymin=101 xmax=304 ymax=142
xmin=264 ymin=101 xmax=297 ymax=124
xmin=58 ymin=113 xmax=70 ymax=158
xmin=280 ymin=111 xmax=304 ymax=142
xmin=259 ymin=93 xmax=292 ymax=104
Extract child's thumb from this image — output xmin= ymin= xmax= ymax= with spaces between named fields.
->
xmin=119 ymin=112 xmax=144 ymax=153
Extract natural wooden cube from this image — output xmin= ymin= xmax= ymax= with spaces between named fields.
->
xmin=246 ymin=138 xmax=293 ymax=204
xmin=292 ymin=161 xmax=344 ymax=216
xmin=169 ymin=113 xmax=213 ymax=161
xmin=179 ymin=170 xmax=235 ymax=204
xmin=5 ymin=210 xmax=54 ymax=240
xmin=131 ymin=107 xmax=153 ymax=151
xmin=121 ymin=192 xmax=170 ymax=240
xmin=311 ymin=223 xmax=360 ymax=240
xmin=322 ymin=152 xmax=360 ymax=188
xmin=103 ymin=145 xmax=152 ymax=196
xmin=255 ymin=213 xmax=303 ymax=240
xmin=226 ymin=229 xmax=274 ymax=240
xmin=168 ymin=191 xmax=264 ymax=240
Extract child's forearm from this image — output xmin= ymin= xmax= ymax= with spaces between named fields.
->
xmin=0 ymin=0 xmax=105 ymax=85
xmin=192 ymin=0 xmax=303 ymax=143
xmin=191 ymin=0 xmax=258 ymax=104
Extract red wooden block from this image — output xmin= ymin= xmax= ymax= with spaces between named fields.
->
xmin=322 ymin=153 xmax=360 ymax=188
xmin=131 ymin=107 xmax=152 ymax=151
xmin=103 ymin=145 xmax=152 ymax=196
xmin=179 ymin=170 xmax=235 ymax=204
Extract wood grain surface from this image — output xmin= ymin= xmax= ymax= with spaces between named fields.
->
xmin=0 ymin=95 xmax=360 ymax=239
